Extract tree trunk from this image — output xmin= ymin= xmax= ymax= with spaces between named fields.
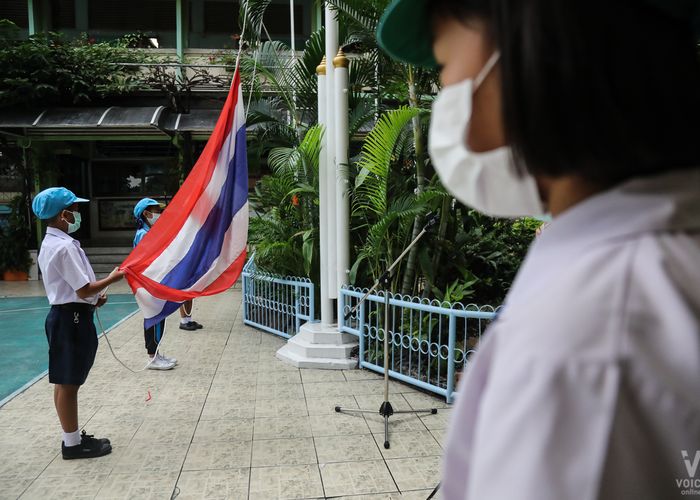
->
xmin=401 ymin=66 xmax=426 ymax=295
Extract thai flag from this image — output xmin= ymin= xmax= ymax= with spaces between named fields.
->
xmin=121 ymin=67 xmax=248 ymax=328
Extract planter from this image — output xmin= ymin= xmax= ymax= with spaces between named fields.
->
xmin=2 ymin=270 xmax=29 ymax=281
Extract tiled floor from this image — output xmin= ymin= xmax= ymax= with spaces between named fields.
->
xmin=0 ymin=286 xmax=449 ymax=499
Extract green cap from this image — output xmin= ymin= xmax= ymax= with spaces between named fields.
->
xmin=376 ymin=0 xmax=700 ymax=69
xmin=377 ymin=0 xmax=436 ymax=68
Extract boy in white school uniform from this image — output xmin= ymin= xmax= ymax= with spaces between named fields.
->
xmin=33 ymin=187 xmax=125 ymax=459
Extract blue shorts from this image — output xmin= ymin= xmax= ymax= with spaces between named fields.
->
xmin=45 ymin=304 xmax=98 ymax=385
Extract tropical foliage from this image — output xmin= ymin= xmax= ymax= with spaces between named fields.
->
xmin=237 ymin=0 xmax=539 ymax=307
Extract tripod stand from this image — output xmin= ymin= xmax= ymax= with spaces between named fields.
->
xmin=335 ymin=215 xmax=439 ymax=449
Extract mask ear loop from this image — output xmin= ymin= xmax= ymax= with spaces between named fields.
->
xmin=473 ymin=50 xmax=501 ymax=90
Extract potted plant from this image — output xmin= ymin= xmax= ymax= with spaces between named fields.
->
xmin=0 ymin=195 xmax=32 ymax=280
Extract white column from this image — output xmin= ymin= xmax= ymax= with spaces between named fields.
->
xmin=333 ymin=49 xmax=350 ymax=296
xmin=317 ymin=58 xmax=333 ymax=326
xmin=324 ymin=4 xmax=339 ymax=303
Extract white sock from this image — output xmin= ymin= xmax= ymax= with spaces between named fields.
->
xmin=181 ymin=316 xmax=192 ymax=324
xmin=63 ymin=429 xmax=81 ymax=447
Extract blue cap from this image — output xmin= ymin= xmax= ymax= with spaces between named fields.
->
xmin=133 ymin=198 xmax=164 ymax=219
xmin=32 ymin=187 xmax=89 ymax=220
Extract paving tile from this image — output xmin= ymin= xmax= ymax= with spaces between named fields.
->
xmin=303 ymin=381 xmax=356 ymax=398
xmin=95 ymin=471 xmax=179 ymax=499
xmin=0 ymin=476 xmax=34 ymax=499
xmin=401 ymin=489 xmax=444 ymax=500
xmin=112 ymin=443 xmax=189 ymax=474
xmin=386 ymin=456 xmax=441 ymax=492
xmin=309 ymin=413 xmax=370 ymax=437
xmin=131 ymin=418 xmax=198 ymax=444
xmin=305 ymin=396 xmax=358 ymax=415
xmin=430 ymin=428 xmax=446 ymax=448
xmin=249 ymin=464 xmax=323 ymax=500
xmin=183 ymin=440 xmax=252 ymax=471
xmin=253 ymin=416 xmax=312 ymax=440
xmin=257 ymin=370 xmax=302 ymax=385
xmin=401 ymin=392 xmax=451 ymax=411
xmin=207 ymin=383 xmax=257 ymax=401
xmin=175 ymin=468 xmax=250 ymax=500
xmin=199 ymin=399 xmax=256 ymax=420
xmin=255 ymin=382 xmax=305 ymax=401
xmin=254 ymin=397 xmax=308 ymax=418
xmin=342 ymin=369 xmax=384 ymax=381
xmin=353 ymin=394 xmax=412 ymax=412
xmin=314 ymin=434 xmax=382 ymax=463
xmin=191 ymin=418 xmax=253 ymax=443
xmin=419 ymin=409 xmax=453 ymax=430
xmin=373 ymin=430 xmax=442 ymax=459
xmin=364 ymin=413 xmax=428 ymax=434
xmin=20 ymin=472 xmax=109 ymax=499
xmin=300 ymin=369 xmax=347 ymax=383
xmin=320 ymin=460 xmax=397 ymax=497
xmin=143 ymin=401 xmax=206 ymax=421
xmin=252 ymin=437 xmax=317 ymax=466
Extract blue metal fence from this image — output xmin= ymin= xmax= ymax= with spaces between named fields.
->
xmin=339 ymin=286 xmax=499 ymax=403
xmin=241 ymin=254 xmax=315 ymax=339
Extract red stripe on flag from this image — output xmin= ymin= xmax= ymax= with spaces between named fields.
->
xmin=121 ymin=69 xmax=242 ymax=274
xmin=125 ymin=249 xmax=247 ymax=302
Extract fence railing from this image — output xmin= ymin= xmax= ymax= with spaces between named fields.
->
xmin=241 ymin=254 xmax=315 ymax=339
xmin=339 ymin=286 xmax=500 ymax=403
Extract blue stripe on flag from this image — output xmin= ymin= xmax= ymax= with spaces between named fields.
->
xmin=161 ymin=125 xmax=248 ymax=290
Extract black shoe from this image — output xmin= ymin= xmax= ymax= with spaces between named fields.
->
xmin=62 ymin=430 xmax=112 ymax=460
xmin=190 ymin=321 xmax=203 ymax=329
xmin=179 ymin=322 xmax=198 ymax=331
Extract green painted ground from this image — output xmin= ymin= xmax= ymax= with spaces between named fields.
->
xmin=0 ymin=294 xmax=138 ymax=402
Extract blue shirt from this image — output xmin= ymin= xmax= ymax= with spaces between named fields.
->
xmin=133 ymin=225 xmax=149 ymax=247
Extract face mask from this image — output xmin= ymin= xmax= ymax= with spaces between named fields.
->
xmin=428 ymin=51 xmax=545 ymax=217
xmin=145 ymin=212 xmax=161 ymax=226
xmin=62 ymin=210 xmax=81 ymax=234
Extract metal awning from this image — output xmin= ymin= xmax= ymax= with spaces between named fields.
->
xmin=0 ymin=106 xmax=222 ymax=139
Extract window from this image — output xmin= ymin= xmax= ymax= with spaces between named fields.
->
xmin=91 ymin=161 xmax=177 ymax=197
xmin=88 ymin=0 xmax=176 ymax=32
xmin=0 ymin=0 xmax=29 ymax=29
xmin=51 ymin=0 xmax=76 ymax=30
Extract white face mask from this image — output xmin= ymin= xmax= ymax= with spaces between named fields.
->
xmin=428 ymin=51 xmax=545 ymax=218
xmin=145 ymin=212 xmax=161 ymax=226
xmin=62 ymin=210 xmax=81 ymax=234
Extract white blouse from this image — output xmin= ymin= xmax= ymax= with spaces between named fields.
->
xmin=443 ymin=168 xmax=700 ymax=500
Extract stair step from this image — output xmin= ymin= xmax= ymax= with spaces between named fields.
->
xmin=276 ymin=345 xmax=357 ymax=370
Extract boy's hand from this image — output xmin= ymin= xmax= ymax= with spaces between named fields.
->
xmin=108 ymin=267 xmax=126 ymax=282
xmin=96 ymin=295 xmax=108 ymax=308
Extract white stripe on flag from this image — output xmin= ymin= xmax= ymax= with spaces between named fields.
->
xmin=143 ymin=120 xmax=243 ymax=282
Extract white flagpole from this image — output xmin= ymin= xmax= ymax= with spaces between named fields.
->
xmin=325 ymin=4 xmax=339 ymax=304
xmin=334 ymin=49 xmax=350 ymax=299
xmin=317 ymin=58 xmax=333 ymax=325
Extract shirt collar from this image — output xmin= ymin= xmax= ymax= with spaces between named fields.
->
xmin=536 ymin=167 xmax=700 ymax=251
xmin=46 ymin=226 xmax=80 ymax=246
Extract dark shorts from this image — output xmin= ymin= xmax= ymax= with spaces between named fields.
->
xmin=45 ymin=304 xmax=98 ymax=385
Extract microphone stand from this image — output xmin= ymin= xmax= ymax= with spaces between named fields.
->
xmin=335 ymin=214 xmax=439 ymax=449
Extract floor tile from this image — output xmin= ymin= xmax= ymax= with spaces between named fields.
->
xmin=249 ymin=464 xmax=323 ymax=499
xmin=386 ymin=456 xmax=441 ymax=491
xmin=112 ymin=443 xmax=189 ymax=474
xmin=175 ymin=468 xmax=250 ymax=500
xmin=252 ymin=437 xmax=317 ymax=466
xmin=253 ymin=416 xmax=312 ymax=440
xmin=373 ymin=430 xmax=442 ymax=459
xmin=305 ymin=396 xmax=358 ymax=415
xmin=419 ymin=409 xmax=453 ymax=430
xmin=309 ymin=413 xmax=370 ymax=437
xmin=254 ymin=397 xmax=308 ymax=418
xmin=183 ymin=440 xmax=252 ymax=471
xmin=131 ymin=418 xmax=198 ymax=444
xmin=364 ymin=413 xmax=428 ymax=434
xmin=314 ymin=434 xmax=382 ymax=463
xmin=193 ymin=418 xmax=254 ymax=442
xmin=200 ymin=399 xmax=256 ymax=420
xmin=255 ymin=383 xmax=305 ymax=400
xmin=95 ymin=471 xmax=179 ymax=499
xmin=320 ymin=460 xmax=397 ymax=497
xmin=300 ymin=369 xmax=347 ymax=383
xmin=20 ymin=472 xmax=109 ymax=499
